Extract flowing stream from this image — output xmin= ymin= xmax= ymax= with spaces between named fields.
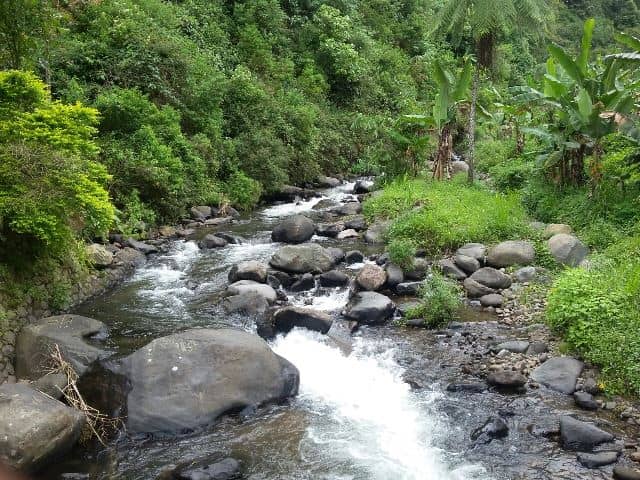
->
xmin=49 ymin=182 xmax=494 ymax=480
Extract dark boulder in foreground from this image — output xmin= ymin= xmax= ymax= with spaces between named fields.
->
xmin=559 ymin=416 xmax=614 ymax=451
xmin=119 ymin=329 xmax=299 ymax=433
xmin=270 ymin=307 xmax=333 ymax=336
xmin=530 ymin=357 xmax=583 ymax=394
xmin=16 ymin=314 xmax=108 ymax=380
xmin=0 ymin=383 xmax=85 ymax=472
xmin=270 ymin=244 xmax=336 ymax=274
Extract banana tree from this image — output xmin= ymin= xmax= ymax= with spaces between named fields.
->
xmin=513 ymin=19 xmax=640 ymax=187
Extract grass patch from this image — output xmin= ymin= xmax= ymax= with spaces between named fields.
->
xmin=364 ymin=175 xmax=529 ymax=255
xmin=405 ymin=272 xmax=463 ymax=328
xmin=546 ymin=235 xmax=640 ymax=396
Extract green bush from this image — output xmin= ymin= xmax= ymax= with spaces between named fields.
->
xmin=405 ymin=272 xmax=462 ymax=327
xmin=364 ymin=176 xmax=529 ymax=255
xmin=387 ymin=238 xmax=416 ymax=269
xmin=223 ymin=170 xmax=262 ymax=211
xmin=488 ymin=155 xmax=535 ymax=191
xmin=546 ymin=251 xmax=640 ymax=396
xmin=475 ymin=137 xmax=516 ymax=172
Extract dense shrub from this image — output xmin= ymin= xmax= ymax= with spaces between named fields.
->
xmin=405 ymin=272 xmax=463 ymax=327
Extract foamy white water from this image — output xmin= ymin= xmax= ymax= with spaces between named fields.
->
xmin=272 ymin=329 xmax=490 ymax=480
xmin=261 ymin=196 xmax=325 ymax=217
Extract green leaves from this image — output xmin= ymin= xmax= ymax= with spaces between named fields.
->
xmin=578 ymin=18 xmax=595 ymax=76
xmin=576 ymin=88 xmax=593 ymax=123
xmin=548 ymin=43 xmax=584 ymax=86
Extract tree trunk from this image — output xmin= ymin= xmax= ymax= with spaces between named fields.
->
xmin=433 ymin=125 xmax=452 ymax=181
xmin=466 ymin=66 xmax=479 ymax=184
xmin=515 ymin=123 xmax=524 ymax=155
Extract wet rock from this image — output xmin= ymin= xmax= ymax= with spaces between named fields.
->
xmin=470 ymin=267 xmax=512 ymax=289
xmin=577 ymin=451 xmax=619 ymax=468
xmin=113 ymin=247 xmax=146 ymax=268
xmin=614 ymin=467 xmax=640 ymax=480
xmin=487 ymin=241 xmax=535 ymax=267
xmin=204 ymin=217 xmax=233 ymax=226
xmin=326 ymin=247 xmax=345 ymax=264
xmin=190 ymin=206 xmax=212 ymax=221
xmin=271 ymin=307 xmax=333 ymax=335
xmin=385 ymin=264 xmax=404 ymax=289
xmin=334 ymin=202 xmax=363 ymax=216
xmin=319 ymin=270 xmax=349 ymax=287
xmin=344 ymin=292 xmax=395 ymax=325
xmin=199 ymin=234 xmax=228 ymax=249
xmin=270 ymin=244 xmax=336 ymax=274
xmin=353 ymin=179 xmax=375 ymax=194
xmin=582 ymin=378 xmax=601 ymax=395
xmin=439 ymin=259 xmax=467 ymax=280
xmin=85 ymin=243 xmax=113 ymax=268
xmin=223 ymin=293 xmax=269 ymax=315
xmin=268 ymin=270 xmax=294 ymax=289
xmin=336 ymin=228 xmax=359 ymax=240
xmin=463 ymin=278 xmax=496 ymax=298
xmin=290 ymin=273 xmax=315 ymax=292
xmin=543 ymin=223 xmax=573 ymax=238
xmin=33 ymin=372 xmax=68 ymax=400
xmin=166 ymin=456 xmax=242 ymax=480
xmin=271 ymin=215 xmax=316 ymax=244
xmin=364 ymin=221 xmax=390 ymax=244
xmin=345 ymin=250 xmax=364 ymax=264
xmin=126 ymin=238 xmax=159 ymax=255
xmin=312 ymin=199 xmax=339 ymax=211
xmin=530 ymin=357 xmax=584 ymax=394
xmin=345 ymin=216 xmax=367 ymax=231
xmin=456 ymin=243 xmax=487 ymax=262
xmin=487 ymin=370 xmax=527 ymax=390
xmin=527 ymin=418 xmax=560 ymax=438
xmin=494 ymin=340 xmax=529 ymax=354
xmin=471 ymin=417 xmax=509 ymax=444
xmin=316 ymin=222 xmax=344 ymax=238
xmin=446 ymin=382 xmax=487 ymax=393
xmin=356 ymin=264 xmax=387 ymax=291
xmin=226 ymin=280 xmax=277 ymax=304
xmin=121 ymin=329 xmax=299 ymax=433
xmin=317 ymin=176 xmax=340 ymax=188
xmin=0 ymin=383 xmax=85 ymax=472
xmin=228 ymin=261 xmax=268 ymax=284
xmin=548 ymin=234 xmax=589 ymax=267
xmin=479 ymin=294 xmax=504 ymax=307
xmin=453 ymin=254 xmax=480 ymax=274
xmin=559 ymin=416 xmax=614 ymax=451
xmin=396 ymin=282 xmax=422 ymax=296
xmin=16 ymin=314 xmax=108 ymax=380
xmin=527 ymin=341 xmax=548 ymax=354
xmin=215 ymin=233 xmax=244 ymax=244
xmin=574 ymin=391 xmax=599 ymax=411
xmin=404 ymin=258 xmax=429 ymax=281
xmin=513 ymin=266 xmax=537 ymax=283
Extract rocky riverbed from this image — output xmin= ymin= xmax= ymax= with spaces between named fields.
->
xmin=1 ymin=178 xmax=640 ymax=480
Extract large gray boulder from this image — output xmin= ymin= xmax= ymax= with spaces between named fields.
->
xmin=226 ymin=280 xmax=277 ymax=304
xmin=548 ymin=234 xmax=589 ymax=267
xmin=228 ymin=261 xmax=268 ymax=284
xmin=559 ymin=416 xmax=614 ymax=451
xmin=364 ymin=221 xmax=391 ymax=244
xmin=439 ymin=259 xmax=467 ymax=280
xmin=463 ymin=278 xmax=496 ymax=298
xmin=344 ymin=292 xmax=395 ymax=325
xmin=271 ymin=215 xmax=316 ymax=244
xmin=125 ymin=238 xmax=159 ymax=255
xmin=470 ymin=267 xmax=512 ymax=290
xmin=270 ymin=244 xmax=336 ymax=274
xmin=487 ymin=241 xmax=535 ymax=267
xmin=530 ymin=357 xmax=584 ymax=394
xmin=332 ymin=202 xmax=362 ymax=216
xmin=456 ymin=243 xmax=486 ymax=262
xmin=356 ymin=264 xmax=387 ymax=291
xmin=270 ymin=307 xmax=333 ymax=335
xmin=353 ymin=179 xmax=375 ymax=194
xmin=0 ymin=383 xmax=85 ymax=472
xmin=317 ymin=175 xmax=341 ymax=188
xmin=199 ymin=234 xmax=227 ymax=249
xmin=453 ymin=254 xmax=480 ymax=274
xmin=223 ymin=293 xmax=270 ymax=315
xmin=16 ymin=314 xmax=108 ymax=380
xmin=121 ymin=329 xmax=299 ymax=433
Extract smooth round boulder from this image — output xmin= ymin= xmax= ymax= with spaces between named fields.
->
xmin=290 ymin=273 xmax=315 ymax=292
xmin=226 ymin=280 xmax=277 ymax=304
xmin=319 ymin=270 xmax=349 ymax=287
xmin=121 ymin=329 xmax=299 ymax=433
xmin=228 ymin=261 xmax=268 ymax=284
xmin=345 ymin=216 xmax=367 ymax=231
xmin=190 ymin=205 xmax=212 ymax=221
xmin=356 ymin=264 xmax=387 ymax=291
xmin=317 ymin=175 xmax=341 ymax=188
xmin=454 ymin=254 xmax=480 ymax=274
xmin=543 ymin=223 xmax=573 ymax=238
xmin=344 ymin=292 xmax=395 ymax=324
xmin=271 ymin=215 xmax=315 ymax=244
xmin=456 ymin=243 xmax=487 ymax=262
xmin=316 ymin=222 xmax=344 ymax=238
xmin=385 ymin=264 xmax=404 ymax=288
xmin=0 ymin=383 xmax=85 ymax=472
xmin=199 ymin=234 xmax=227 ymax=249
xmin=223 ymin=293 xmax=270 ymax=315
xmin=270 ymin=244 xmax=336 ymax=274
xmin=463 ymin=278 xmax=496 ymax=298
xmin=470 ymin=267 xmax=512 ymax=290
xmin=332 ymin=202 xmax=362 ymax=216
xmin=530 ymin=357 xmax=584 ymax=394
xmin=547 ymin=234 xmax=589 ymax=267
xmin=487 ymin=241 xmax=535 ymax=267
xmin=486 ymin=370 xmax=527 ymax=390
xmin=480 ymin=294 xmax=504 ymax=307
xmin=16 ymin=314 xmax=108 ymax=380
xmin=577 ymin=451 xmax=619 ymax=469
xmin=513 ymin=266 xmax=536 ymax=283
xmin=439 ymin=259 xmax=467 ymax=280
